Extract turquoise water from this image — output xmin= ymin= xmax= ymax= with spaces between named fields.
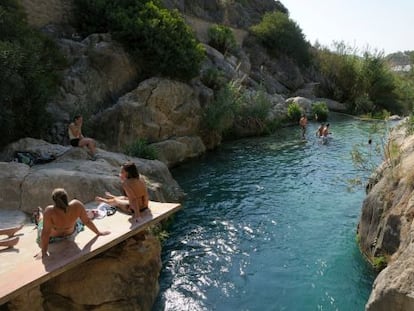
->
xmin=154 ymin=114 xmax=383 ymax=311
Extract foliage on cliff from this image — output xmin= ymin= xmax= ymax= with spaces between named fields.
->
xmin=0 ymin=0 xmax=65 ymax=149
xmin=207 ymin=24 xmax=237 ymax=55
xmin=250 ymin=11 xmax=311 ymax=66
xmin=203 ymin=80 xmax=272 ymax=137
xmin=312 ymin=42 xmax=412 ymax=116
xmin=73 ymin=0 xmax=205 ymax=81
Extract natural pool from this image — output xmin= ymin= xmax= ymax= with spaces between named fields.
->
xmin=154 ymin=114 xmax=385 ymax=311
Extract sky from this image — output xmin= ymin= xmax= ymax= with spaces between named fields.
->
xmin=280 ymin=0 xmax=414 ymax=55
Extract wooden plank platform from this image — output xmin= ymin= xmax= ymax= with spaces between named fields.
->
xmin=0 ymin=201 xmax=181 ymax=305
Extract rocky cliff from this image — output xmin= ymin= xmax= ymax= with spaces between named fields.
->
xmin=161 ymin=0 xmax=287 ymax=29
xmin=358 ymin=121 xmax=414 ymax=310
xmin=15 ymin=0 xmax=322 ymax=168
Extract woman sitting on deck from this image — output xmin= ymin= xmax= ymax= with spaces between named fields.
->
xmin=35 ymin=188 xmax=110 ymax=259
xmin=96 ymin=161 xmax=149 ymax=223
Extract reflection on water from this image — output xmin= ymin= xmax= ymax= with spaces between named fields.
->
xmin=154 ymin=114 xmax=388 ymax=311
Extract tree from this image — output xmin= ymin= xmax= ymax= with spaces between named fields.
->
xmin=250 ymin=11 xmax=311 ymax=66
xmin=74 ymin=0 xmax=205 ymax=81
xmin=0 ymin=1 xmax=65 ymax=148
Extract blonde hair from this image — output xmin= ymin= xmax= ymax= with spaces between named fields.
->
xmin=52 ymin=188 xmax=69 ymax=212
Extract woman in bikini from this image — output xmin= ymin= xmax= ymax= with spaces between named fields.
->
xmin=68 ymin=115 xmax=97 ymax=159
xmin=35 ymin=188 xmax=110 ymax=259
xmin=96 ymin=161 xmax=149 ymax=222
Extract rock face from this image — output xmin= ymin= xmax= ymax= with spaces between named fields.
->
xmin=93 ymin=78 xmax=201 ymax=146
xmin=16 ymin=0 xmax=322 ymax=164
xmin=7 ymin=234 xmax=162 ymax=311
xmin=91 ymin=77 xmax=207 ymax=167
xmin=358 ymin=124 xmax=414 ymax=310
xmin=0 ymin=138 xmax=184 ymax=214
xmin=161 ymin=0 xmax=287 ymax=29
xmin=19 ymin=0 xmax=73 ymax=27
xmin=48 ymin=33 xmax=139 ymax=144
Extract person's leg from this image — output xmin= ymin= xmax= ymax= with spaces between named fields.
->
xmin=115 ymin=204 xmax=131 ymax=214
xmin=79 ymin=138 xmax=96 ymax=155
xmin=0 ymin=224 xmax=23 ymax=237
xmin=0 ymin=236 xmax=19 ymax=248
xmin=95 ymin=196 xmax=116 ymax=205
xmin=96 ymin=196 xmax=131 ymax=213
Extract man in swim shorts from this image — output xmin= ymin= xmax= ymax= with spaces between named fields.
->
xmin=34 ymin=188 xmax=110 ymax=259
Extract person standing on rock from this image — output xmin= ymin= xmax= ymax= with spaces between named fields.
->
xmin=68 ymin=115 xmax=97 ymax=160
xmin=34 ymin=188 xmax=110 ymax=259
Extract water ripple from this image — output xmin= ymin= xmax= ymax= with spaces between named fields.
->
xmin=154 ymin=115 xmax=386 ymax=311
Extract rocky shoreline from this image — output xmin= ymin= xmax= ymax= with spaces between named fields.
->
xmin=358 ymin=121 xmax=414 ymax=310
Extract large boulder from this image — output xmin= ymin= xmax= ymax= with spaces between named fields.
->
xmin=91 ymin=77 xmax=207 ymax=166
xmin=92 ymin=78 xmax=202 ymax=148
xmin=0 ymin=163 xmax=30 ymax=212
xmin=151 ymin=136 xmax=206 ymax=168
xmin=43 ymin=235 xmax=161 ymax=310
xmin=0 ymin=138 xmax=184 ymax=214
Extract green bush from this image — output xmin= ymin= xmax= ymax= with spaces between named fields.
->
xmin=124 ymin=139 xmax=158 ymax=160
xmin=353 ymin=95 xmax=374 ymax=115
xmin=200 ymin=68 xmax=228 ymax=90
xmin=312 ymin=101 xmax=329 ymax=122
xmin=203 ymin=83 xmax=240 ymax=133
xmin=394 ymin=74 xmax=414 ymax=114
xmin=372 ymin=256 xmax=387 ymax=271
xmin=359 ymin=53 xmax=401 ymax=114
xmin=287 ymin=102 xmax=302 ymax=122
xmin=312 ymin=42 xmax=362 ymax=105
xmin=239 ymin=87 xmax=271 ymax=121
xmin=207 ymin=24 xmax=237 ymax=55
xmin=73 ymin=0 xmax=205 ymax=81
xmin=313 ymin=42 xmax=406 ymax=115
xmin=0 ymin=1 xmax=65 ymax=149
xmin=250 ymin=11 xmax=311 ymax=66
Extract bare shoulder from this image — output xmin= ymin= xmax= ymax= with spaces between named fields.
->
xmin=69 ymin=199 xmax=84 ymax=209
xmin=43 ymin=205 xmax=54 ymax=214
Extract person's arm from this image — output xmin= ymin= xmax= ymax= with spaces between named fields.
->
xmin=104 ymin=192 xmax=127 ymax=200
xmin=35 ymin=209 xmax=52 ymax=259
xmin=105 ymin=191 xmax=115 ymax=198
xmin=79 ymin=205 xmax=110 ymax=236
xmin=142 ymin=180 xmax=149 ymax=208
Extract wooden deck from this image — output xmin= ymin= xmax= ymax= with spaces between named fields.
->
xmin=0 ymin=201 xmax=181 ymax=305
